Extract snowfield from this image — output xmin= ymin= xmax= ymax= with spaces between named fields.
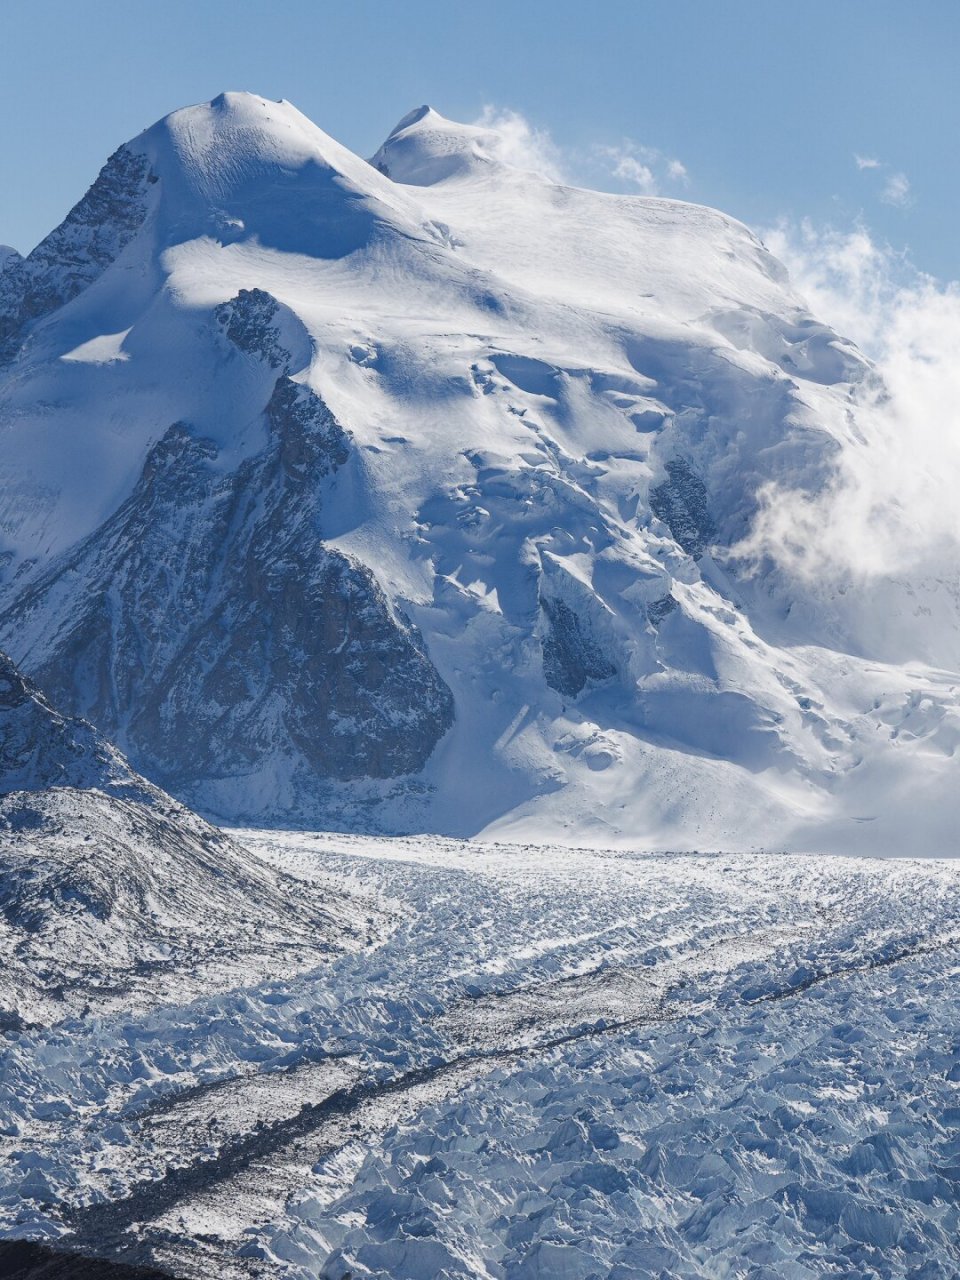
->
xmin=3 ymin=832 xmax=960 ymax=1278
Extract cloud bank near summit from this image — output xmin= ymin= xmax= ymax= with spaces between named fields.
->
xmin=739 ymin=221 xmax=960 ymax=592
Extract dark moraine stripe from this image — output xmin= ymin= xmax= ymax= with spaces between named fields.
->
xmin=0 ymin=1241 xmax=181 ymax=1280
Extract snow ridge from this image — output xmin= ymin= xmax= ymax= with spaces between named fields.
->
xmin=0 ymin=146 xmax=154 ymax=363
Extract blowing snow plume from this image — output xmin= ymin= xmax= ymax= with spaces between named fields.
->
xmin=735 ymin=222 xmax=960 ymax=668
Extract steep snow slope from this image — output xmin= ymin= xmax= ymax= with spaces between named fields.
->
xmin=0 ymin=653 xmax=374 ymax=1028
xmin=0 ymin=93 xmax=956 ymax=850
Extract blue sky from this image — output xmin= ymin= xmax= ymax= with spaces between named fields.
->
xmin=1 ymin=0 xmax=956 ymax=282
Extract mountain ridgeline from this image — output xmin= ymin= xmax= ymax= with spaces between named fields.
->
xmin=2 ymin=351 xmax=454 ymax=814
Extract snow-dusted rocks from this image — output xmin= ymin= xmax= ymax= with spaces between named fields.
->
xmin=0 ymin=652 xmax=142 ymax=798
xmin=0 ymin=146 xmax=154 ymax=363
xmin=1 ymin=370 xmax=454 ymax=819
xmin=0 ymin=652 xmax=374 ymax=1028
xmin=0 ymin=91 xmax=956 ymax=849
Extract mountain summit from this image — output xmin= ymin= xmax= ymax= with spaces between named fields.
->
xmin=0 ymin=93 xmax=956 ymax=852
xmin=370 ymin=104 xmax=554 ymax=184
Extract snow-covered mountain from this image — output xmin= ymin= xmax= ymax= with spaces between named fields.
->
xmin=0 ymin=651 xmax=371 ymax=1029
xmin=0 ymin=92 xmax=956 ymax=852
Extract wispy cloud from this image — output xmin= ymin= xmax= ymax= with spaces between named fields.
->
xmin=468 ymin=110 xmax=690 ymax=197
xmin=593 ymin=139 xmax=689 ymax=195
xmin=599 ymin=144 xmax=657 ymax=193
xmin=881 ymin=171 xmax=912 ymax=207
xmin=853 ymin=154 xmax=914 ymax=209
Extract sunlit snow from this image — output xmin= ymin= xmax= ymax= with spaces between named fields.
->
xmin=0 ymin=91 xmax=958 ymax=1280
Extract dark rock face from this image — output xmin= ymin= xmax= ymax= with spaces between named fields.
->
xmin=0 ymin=1241 xmax=179 ymax=1280
xmin=1 ymin=379 xmax=454 ymax=811
xmin=215 ymin=286 xmax=291 ymax=368
xmin=650 ymin=457 xmax=716 ymax=560
xmin=267 ymin=373 xmax=350 ymax=477
xmin=647 ymin=592 xmax=678 ymax=626
xmin=0 ymin=146 xmax=153 ymax=361
xmin=541 ymin=596 xmax=616 ymax=698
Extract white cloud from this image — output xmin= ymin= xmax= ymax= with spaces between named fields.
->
xmin=853 ymin=155 xmax=914 ymax=208
xmin=472 ymin=106 xmax=566 ymax=182
xmin=881 ymin=171 xmax=912 ymax=207
xmin=594 ymin=140 xmax=689 ymax=195
xmin=737 ymin=220 xmax=960 ymax=598
xmin=610 ymin=151 xmax=658 ymax=193
xmin=465 ymin=115 xmax=690 ymax=197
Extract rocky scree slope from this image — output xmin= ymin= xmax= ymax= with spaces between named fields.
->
xmin=0 ymin=652 xmax=370 ymax=1029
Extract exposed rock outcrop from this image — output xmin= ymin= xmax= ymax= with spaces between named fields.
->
xmin=0 ymin=650 xmax=372 ymax=1027
xmin=2 ymin=378 xmax=454 ymax=815
xmin=0 ymin=146 xmax=154 ymax=361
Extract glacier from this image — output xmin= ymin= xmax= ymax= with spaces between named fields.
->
xmin=4 ymin=827 xmax=960 ymax=1277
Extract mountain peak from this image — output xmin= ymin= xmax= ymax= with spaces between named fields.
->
xmin=371 ymin=104 xmax=551 ymax=186
xmin=1 ymin=94 xmax=954 ymax=853
xmin=0 ymin=92 xmax=417 ymax=361
xmin=133 ymin=91 xmax=374 ymax=198
xmin=388 ymin=103 xmax=436 ymax=133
